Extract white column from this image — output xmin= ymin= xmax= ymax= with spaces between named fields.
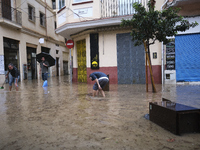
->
xmin=0 ymin=34 xmax=4 ymax=83
xmin=37 ymin=45 xmax=41 ymax=79
xmin=19 ymin=40 xmax=27 ymax=82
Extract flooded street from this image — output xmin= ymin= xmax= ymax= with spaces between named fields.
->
xmin=0 ymin=76 xmax=200 ymax=150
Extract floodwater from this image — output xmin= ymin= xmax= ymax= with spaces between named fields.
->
xmin=0 ymin=76 xmax=200 ymax=150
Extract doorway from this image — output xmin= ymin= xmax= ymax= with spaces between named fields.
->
xmin=41 ymin=46 xmax=50 ymax=77
xmin=117 ymin=33 xmax=145 ymax=84
xmin=77 ymin=39 xmax=87 ymax=82
xmin=63 ymin=61 xmax=68 ymax=75
xmin=41 ymin=46 xmax=50 ymax=53
xmin=27 ymin=47 xmax=37 ymax=80
xmin=56 ymin=57 xmax=59 ymax=76
xmin=4 ymin=37 xmax=20 ymax=83
xmin=4 ymin=37 xmax=20 ymax=71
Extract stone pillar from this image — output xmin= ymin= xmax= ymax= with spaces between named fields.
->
xmin=19 ymin=40 xmax=27 ymax=82
xmin=0 ymin=33 xmax=5 ymax=83
xmin=37 ymin=45 xmax=41 ymax=79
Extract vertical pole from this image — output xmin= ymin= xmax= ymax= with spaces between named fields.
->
xmin=69 ymin=48 xmax=72 ymax=81
xmin=45 ymin=0 xmax=47 ymax=39
xmin=144 ymin=41 xmax=156 ymax=93
xmin=161 ymin=42 xmax=164 ymax=85
xmin=146 ymin=50 xmax=148 ymax=92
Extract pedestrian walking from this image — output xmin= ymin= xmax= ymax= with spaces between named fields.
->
xmin=6 ymin=63 xmax=20 ymax=91
xmin=89 ymin=72 xmax=109 ymax=97
xmin=39 ymin=57 xmax=49 ymax=81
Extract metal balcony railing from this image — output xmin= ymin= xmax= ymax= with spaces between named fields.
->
xmin=0 ymin=2 xmax=22 ymax=25
xmin=101 ymin=0 xmax=148 ymax=18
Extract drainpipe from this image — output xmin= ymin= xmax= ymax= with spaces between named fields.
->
xmin=161 ymin=0 xmax=168 ymax=85
xmin=45 ymin=0 xmax=47 ymax=38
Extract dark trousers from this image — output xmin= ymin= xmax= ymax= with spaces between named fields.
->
xmin=42 ymin=73 xmax=48 ymax=81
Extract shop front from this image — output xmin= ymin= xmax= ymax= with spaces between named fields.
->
xmin=3 ymin=37 xmax=20 ymax=81
xmin=27 ymin=47 xmax=37 ymax=80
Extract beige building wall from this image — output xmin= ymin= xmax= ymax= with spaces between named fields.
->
xmin=0 ymin=0 xmax=68 ymax=83
xmin=56 ymin=0 xmax=101 ymax=28
xmin=150 ymin=41 xmax=162 ymax=66
xmin=99 ymin=32 xmax=117 ymax=67
xmin=71 ymin=27 xmax=163 ymax=68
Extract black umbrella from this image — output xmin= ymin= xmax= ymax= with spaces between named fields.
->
xmin=36 ymin=52 xmax=55 ymax=67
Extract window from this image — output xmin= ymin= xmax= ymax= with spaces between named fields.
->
xmin=52 ymin=0 xmax=56 ymax=9
xmin=40 ymin=12 xmax=46 ymax=27
xmin=59 ymin=0 xmax=65 ymax=10
xmin=73 ymin=0 xmax=91 ymax=3
xmin=54 ymin=21 xmax=57 ymax=29
xmin=56 ymin=50 xmax=59 ymax=54
xmin=28 ymin=4 xmax=35 ymax=22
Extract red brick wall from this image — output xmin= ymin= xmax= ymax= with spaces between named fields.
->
xmin=146 ymin=65 xmax=161 ymax=84
xmin=72 ymin=65 xmax=161 ymax=84
xmin=72 ymin=68 xmax=78 ymax=82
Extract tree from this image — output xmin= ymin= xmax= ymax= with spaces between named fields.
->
xmin=121 ymin=0 xmax=198 ymax=92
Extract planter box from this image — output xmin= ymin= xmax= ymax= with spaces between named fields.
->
xmin=149 ymin=99 xmax=200 ymax=135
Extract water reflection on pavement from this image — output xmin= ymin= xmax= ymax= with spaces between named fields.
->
xmin=0 ymin=76 xmax=200 ymax=150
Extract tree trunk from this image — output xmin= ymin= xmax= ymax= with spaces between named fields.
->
xmin=144 ymin=41 xmax=156 ymax=93
xmin=146 ymin=49 xmax=148 ymax=92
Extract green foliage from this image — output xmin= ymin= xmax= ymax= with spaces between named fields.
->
xmin=121 ymin=1 xmax=198 ymax=46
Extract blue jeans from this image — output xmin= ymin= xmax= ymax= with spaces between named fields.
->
xmin=9 ymin=76 xmax=20 ymax=86
xmin=42 ymin=73 xmax=48 ymax=81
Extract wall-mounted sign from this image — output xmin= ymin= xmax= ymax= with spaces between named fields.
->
xmin=90 ymin=33 xmax=99 ymax=69
xmin=73 ymin=7 xmax=93 ymax=19
xmin=166 ymin=42 xmax=175 ymax=70
xmin=39 ymin=38 xmax=44 ymax=44
xmin=153 ymin=52 xmax=157 ymax=59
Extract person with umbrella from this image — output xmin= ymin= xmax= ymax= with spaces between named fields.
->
xmin=36 ymin=52 xmax=55 ymax=87
xmin=40 ymin=57 xmax=49 ymax=82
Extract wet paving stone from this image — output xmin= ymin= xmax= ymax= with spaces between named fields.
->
xmin=0 ymin=76 xmax=200 ymax=150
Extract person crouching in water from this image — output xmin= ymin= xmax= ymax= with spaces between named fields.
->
xmin=39 ymin=57 xmax=49 ymax=82
xmin=6 ymin=63 xmax=20 ymax=91
xmin=89 ymin=72 xmax=109 ymax=97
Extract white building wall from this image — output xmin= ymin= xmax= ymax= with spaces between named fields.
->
xmin=99 ymin=32 xmax=117 ymax=67
xmin=177 ymin=16 xmax=200 ymax=35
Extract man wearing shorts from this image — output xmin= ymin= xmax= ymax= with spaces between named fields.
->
xmin=89 ymin=72 xmax=109 ymax=97
xmin=6 ymin=63 xmax=20 ymax=91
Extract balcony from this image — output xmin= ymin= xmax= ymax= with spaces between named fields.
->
xmin=101 ymin=0 xmax=148 ymax=18
xmin=0 ymin=2 xmax=22 ymax=29
xmin=56 ymin=0 xmax=148 ymax=39
xmin=166 ymin=0 xmax=200 ymax=16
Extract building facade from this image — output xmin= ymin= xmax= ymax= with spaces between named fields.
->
xmin=56 ymin=0 xmax=164 ymax=84
xmin=164 ymin=0 xmax=200 ymax=84
xmin=0 ymin=0 xmax=69 ymax=83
